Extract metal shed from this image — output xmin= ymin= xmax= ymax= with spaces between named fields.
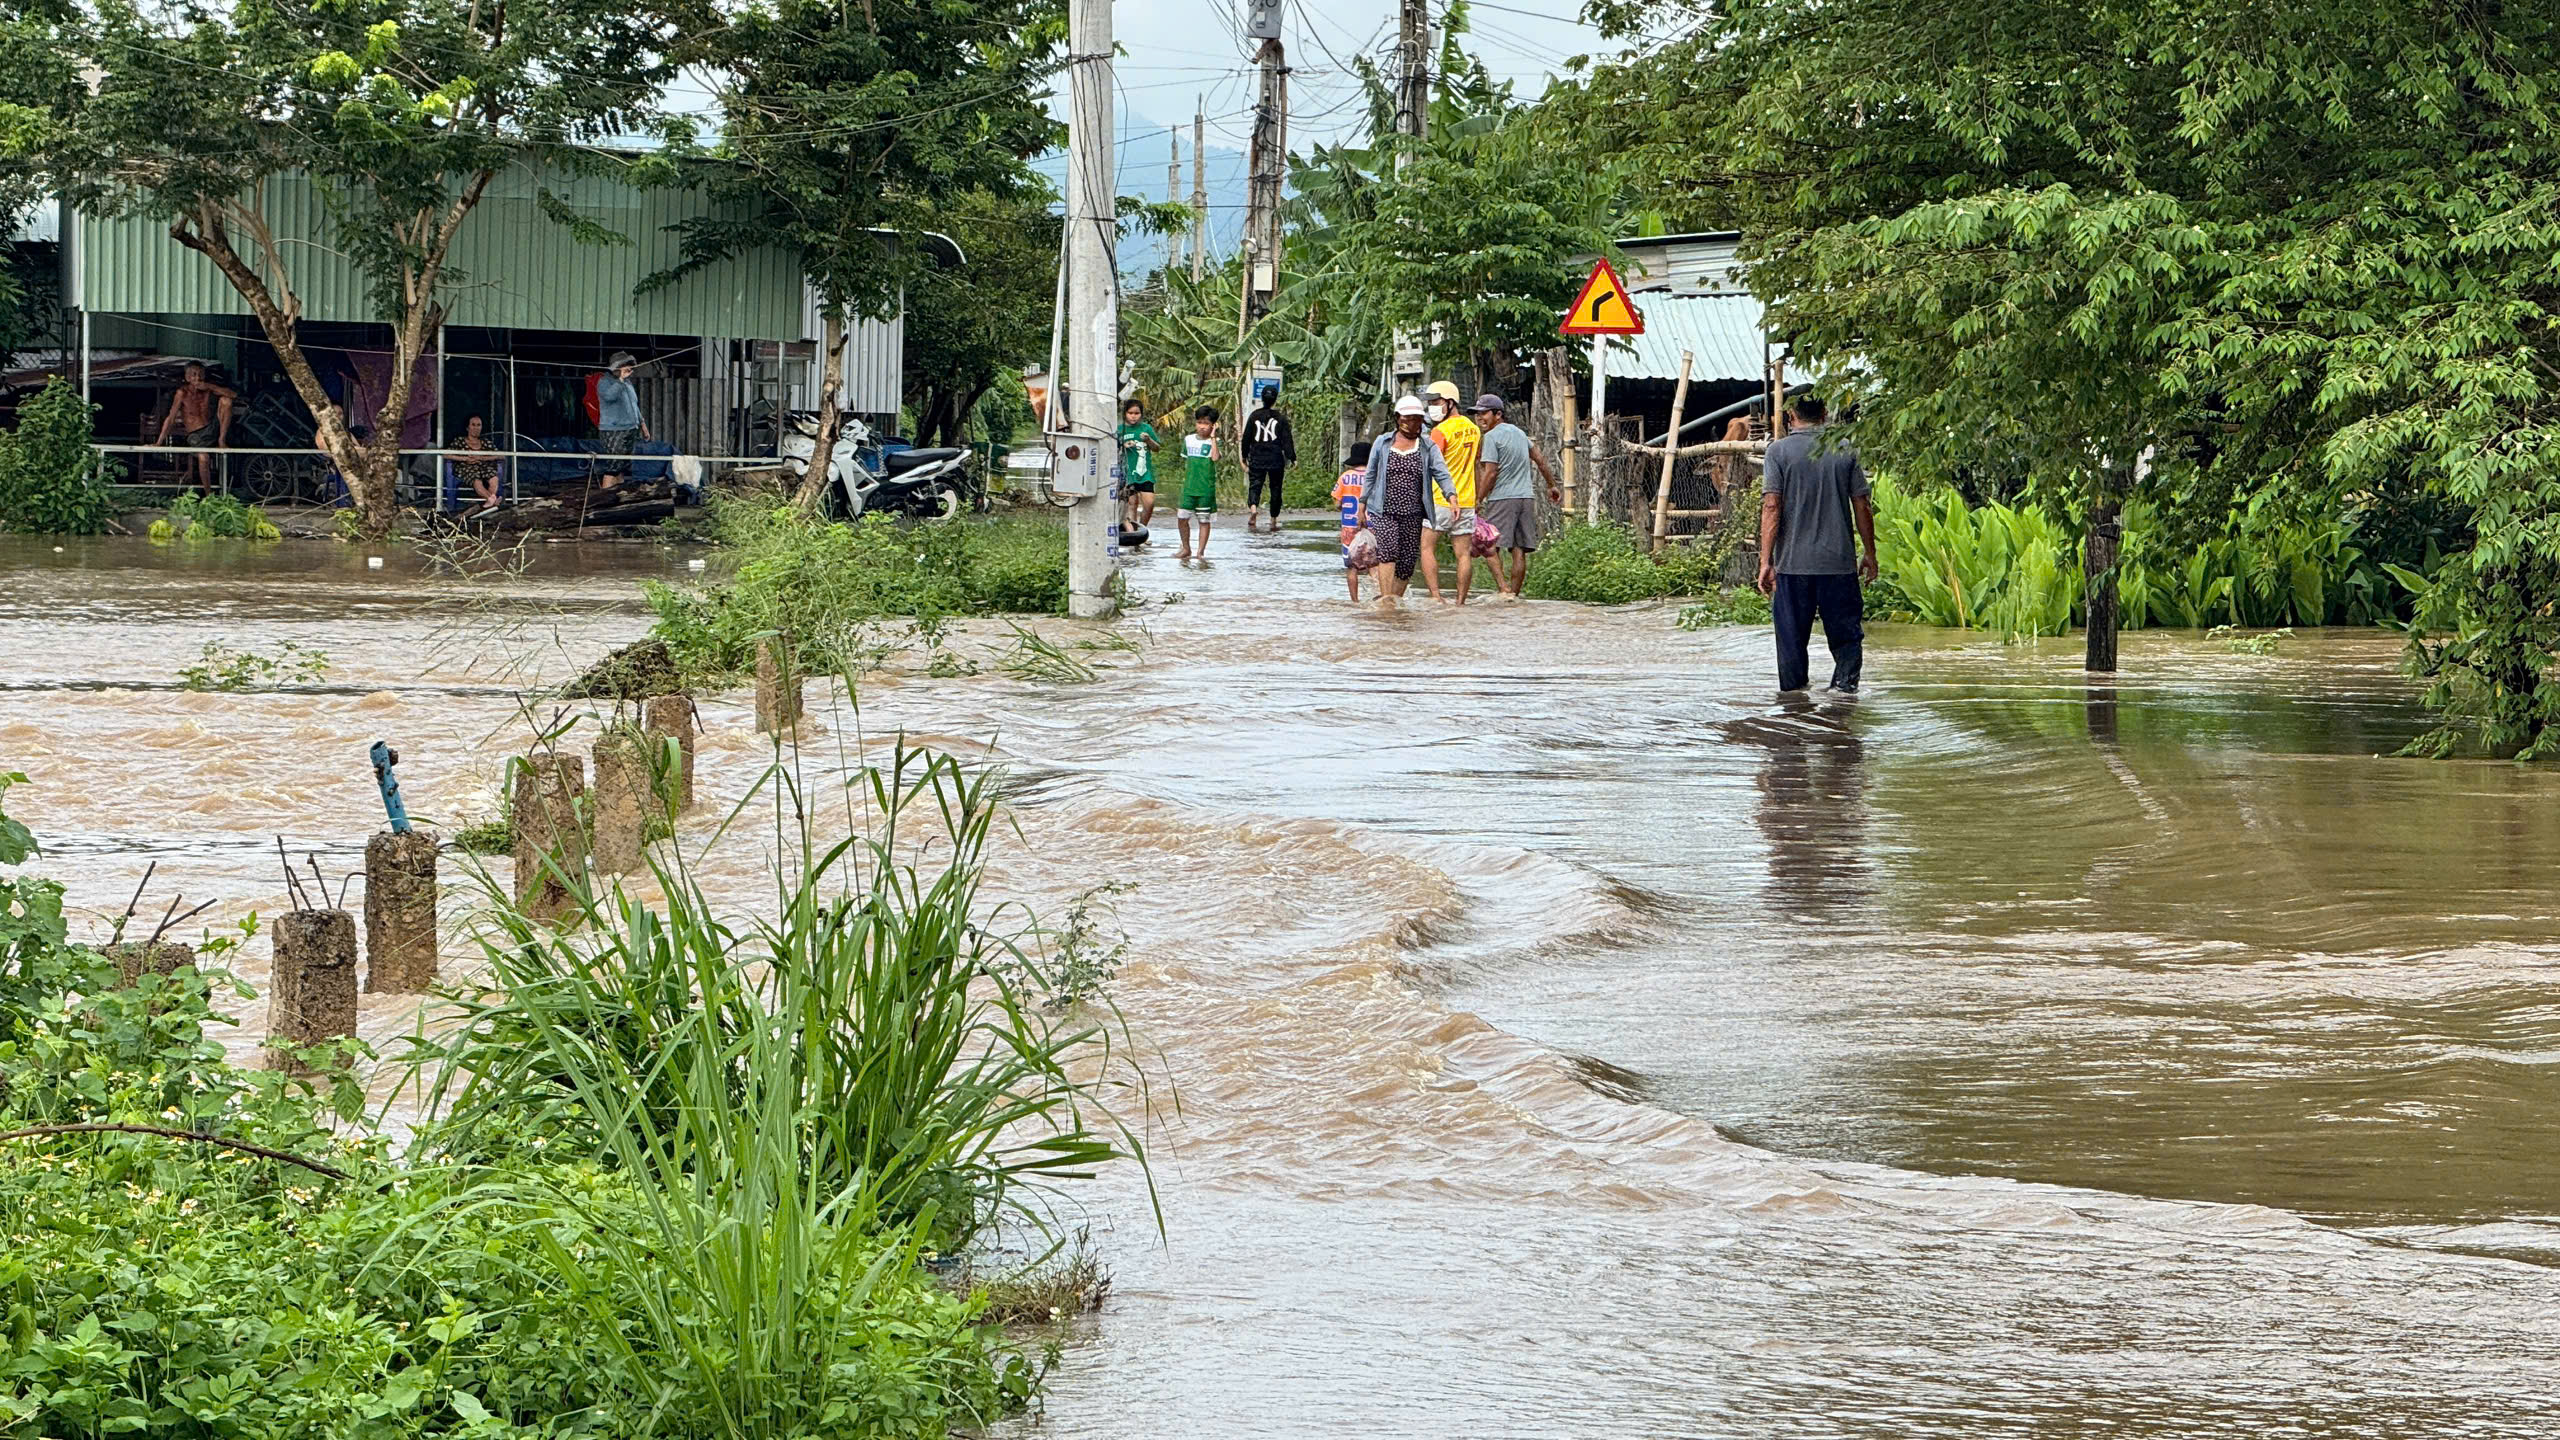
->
xmin=48 ymin=161 xmax=944 ymax=491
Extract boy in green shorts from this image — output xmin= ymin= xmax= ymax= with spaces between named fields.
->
xmin=1177 ymin=404 xmax=1220 ymax=560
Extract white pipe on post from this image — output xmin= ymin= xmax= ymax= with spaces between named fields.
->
xmin=1061 ymin=0 xmax=1118 ymax=619
xmin=1587 ymin=334 xmax=1608 ymax=525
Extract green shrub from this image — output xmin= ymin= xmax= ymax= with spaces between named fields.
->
xmin=1523 ymin=521 xmax=1735 ymax=604
xmin=0 ymin=379 xmax=118 ymax=535
xmin=1869 ymin=478 xmax=2401 ymax=635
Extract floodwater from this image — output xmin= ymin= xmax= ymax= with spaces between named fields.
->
xmin=4 ymin=531 xmax=2558 ymax=1436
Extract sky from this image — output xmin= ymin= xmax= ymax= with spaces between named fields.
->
xmin=1039 ymin=0 xmax=1632 ymax=266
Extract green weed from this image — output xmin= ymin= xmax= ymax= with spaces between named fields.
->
xmin=998 ymin=624 xmax=1100 ymax=684
xmin=2212 ymin=623 xmax=2292 ymax=656
xmin=176 ymin=639 xmax=329 ymax=692
xmin=1675 ymin=587 xmax=1774 ymax=629
xmin=150 ymin=491 xmax=281 ymax=544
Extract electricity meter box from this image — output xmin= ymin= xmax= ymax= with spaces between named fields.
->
xmin=1048 ymin=437 xmax=1107 ymax=499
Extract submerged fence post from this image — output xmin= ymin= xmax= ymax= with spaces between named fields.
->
xmin=363 ymin=829 xmax=438 ymax=992
xmin=643 ymin=693 xmax=696 ymax=813
xmin=266 ymin=908 xmax=357 ymax=1069
xmin=108 ymin=941 xmax=195 ymax=987
xmin=511 ymin=752 xmax=588 ymax=923
xmin=589 ymin=731 xmax=648 ymax=876
xmin=755 ymin=637 xmax=802 ymax=737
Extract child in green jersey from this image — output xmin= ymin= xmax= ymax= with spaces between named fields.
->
xmin=1177 ymin=404 xmax=1220 ymax=560
xmin=1116 ymin=399 xmax=1159 ymax=534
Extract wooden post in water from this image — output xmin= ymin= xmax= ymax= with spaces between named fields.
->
xmin=643 ymin=694 xmax=696 ymax=814
xmin=362 ymin=830 xmax=438 ymax=992
xmin=510 ymin=753 xmax=588 ymax=923
xmin=266 ymin=908 xmax=357 ymax=1069
xmin=1650 ymin=350 xmax=1694 ymax=555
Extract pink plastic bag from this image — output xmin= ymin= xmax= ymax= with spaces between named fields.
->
xmin=1472 ymin=515 xmax=1501 ymax=551
xmin=1346 ymin=527 xmax=1378 ymax=567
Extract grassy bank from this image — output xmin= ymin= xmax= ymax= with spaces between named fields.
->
xmin=644 ymin=503 xmax=1069 ymax=682
xmin=0 ymin=752 xmax=1134 ymax=1438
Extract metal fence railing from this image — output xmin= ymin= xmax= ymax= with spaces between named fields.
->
xmin=90 ymin=443 xmax=782 ymax=510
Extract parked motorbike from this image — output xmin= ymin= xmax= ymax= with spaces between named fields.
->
xmin=777 ymin=414 xmax=977 ymax=520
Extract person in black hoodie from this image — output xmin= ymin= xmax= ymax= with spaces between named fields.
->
xmin=1240 ymin=384 xmax=1296 ymax=533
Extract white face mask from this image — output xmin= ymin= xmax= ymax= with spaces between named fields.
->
xmin=1426 ymin=402 xmax=1449 ymax=422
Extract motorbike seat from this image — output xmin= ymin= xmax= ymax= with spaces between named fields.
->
xmin=880 ymin=447 xmax=967 ymax=474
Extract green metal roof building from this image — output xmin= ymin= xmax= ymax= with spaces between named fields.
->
xmin=68 ymin=164 xmax=806 ymax=338
xmin=56 ymin=160 xmax=923 ymax=471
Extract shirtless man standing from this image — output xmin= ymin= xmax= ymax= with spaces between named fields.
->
xmin=153 ymin=363 xmax=236 ymax=494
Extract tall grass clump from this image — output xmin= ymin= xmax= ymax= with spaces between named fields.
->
xmin=402 ymin=745 xmax=1149 ymax=1433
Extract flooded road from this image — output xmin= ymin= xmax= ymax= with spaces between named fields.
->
xmin=5 ymin=531 xmax=2558 ymax=1435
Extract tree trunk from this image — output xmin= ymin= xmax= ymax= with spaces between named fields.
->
xmin=943 ymin=381 xmax=992 ymax=446
xmin=2084 ymin=475 xmax=2125 ymax=673
xmin=171 ymin=176 xmax=491 ymax=540
xmin=793 ymin=306 xmax=850 ymax=513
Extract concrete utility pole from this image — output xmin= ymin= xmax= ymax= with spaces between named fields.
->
xmin=1234 ymin=2 xmax=1290 ymax=426
xmin=1385 ymin=0 xmax=1431 ymax=395
xmin=1395 ymin=0 xmax=1430 ymax=153
xmin=1060 ymin=0 xmax=1118 ymax=619
xmin=1235 ymin=27 xmax=1288 ymax=422
xmin=1167 ymin=128 xmax=1182 ymax=277
xmin=1191 ymin=101 xmax=1208 ymax=282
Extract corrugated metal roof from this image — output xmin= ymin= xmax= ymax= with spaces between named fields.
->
xmin=1600 ymin=293 xmax=1808 ymax=385
xmin=1614 ymin=234 xmax=1749 ymax=295
xmin=74 ymin=164 xmax=806 ymax=338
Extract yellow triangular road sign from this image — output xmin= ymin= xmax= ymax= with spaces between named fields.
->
xmin=1559 ymin=259 xmax=1645 ymax=336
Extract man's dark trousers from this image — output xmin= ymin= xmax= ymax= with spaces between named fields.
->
xmin=1772 ymin=572 xmax=1864 ymax=692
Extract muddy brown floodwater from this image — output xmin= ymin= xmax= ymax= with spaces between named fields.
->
xmin=5 ymin=531 xmax=2559 ymax=1437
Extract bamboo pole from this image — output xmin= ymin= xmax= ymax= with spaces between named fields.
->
xmin=1649 ymin=350 xmax=1693 ymax=556
xmin=1556 ymin=350 xmax=1580 ymax=514
xmin=1623 ymin=438 xmax=1770 ymax=459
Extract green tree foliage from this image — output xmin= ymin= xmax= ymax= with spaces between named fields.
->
xmin=1595 ymin=0 xmax=2560 ymax=753
xmin=1299 ymin=32 xmax=1637 ymax=384
xmin=664 ymin=0 xmax=1061 ymax=506
xmin=0 ymin=0 xmax=695 ymax=538
xmin=0 ymin=379 xmax=117 ymax=535
xmin=902 ymin=188 xmax=1060 ymax=447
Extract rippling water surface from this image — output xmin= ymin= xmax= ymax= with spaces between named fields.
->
xmin=5 ymin=531 xmax=2557 ymax=1436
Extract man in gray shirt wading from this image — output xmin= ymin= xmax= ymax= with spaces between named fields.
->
xmin=1756 ymin=396 xmax=1878 ymax=693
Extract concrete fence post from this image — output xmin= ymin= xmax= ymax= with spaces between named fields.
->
xmin=363 ymin=829 xmax=438 ymax=993
xmin=266 ymin=908 xmax=357 ymax=1069
xmin=108 ymin=941 xmax=196 ymax=987
xmin=642 ymin=693 xmax=696 ymax=813
xmin=589 ymin=731 xmax=648 ymax=876
xmin=755 ymin=638 xmax=802 ymax=737
xmin=511 ymin=752 xmax=588 ymax=922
